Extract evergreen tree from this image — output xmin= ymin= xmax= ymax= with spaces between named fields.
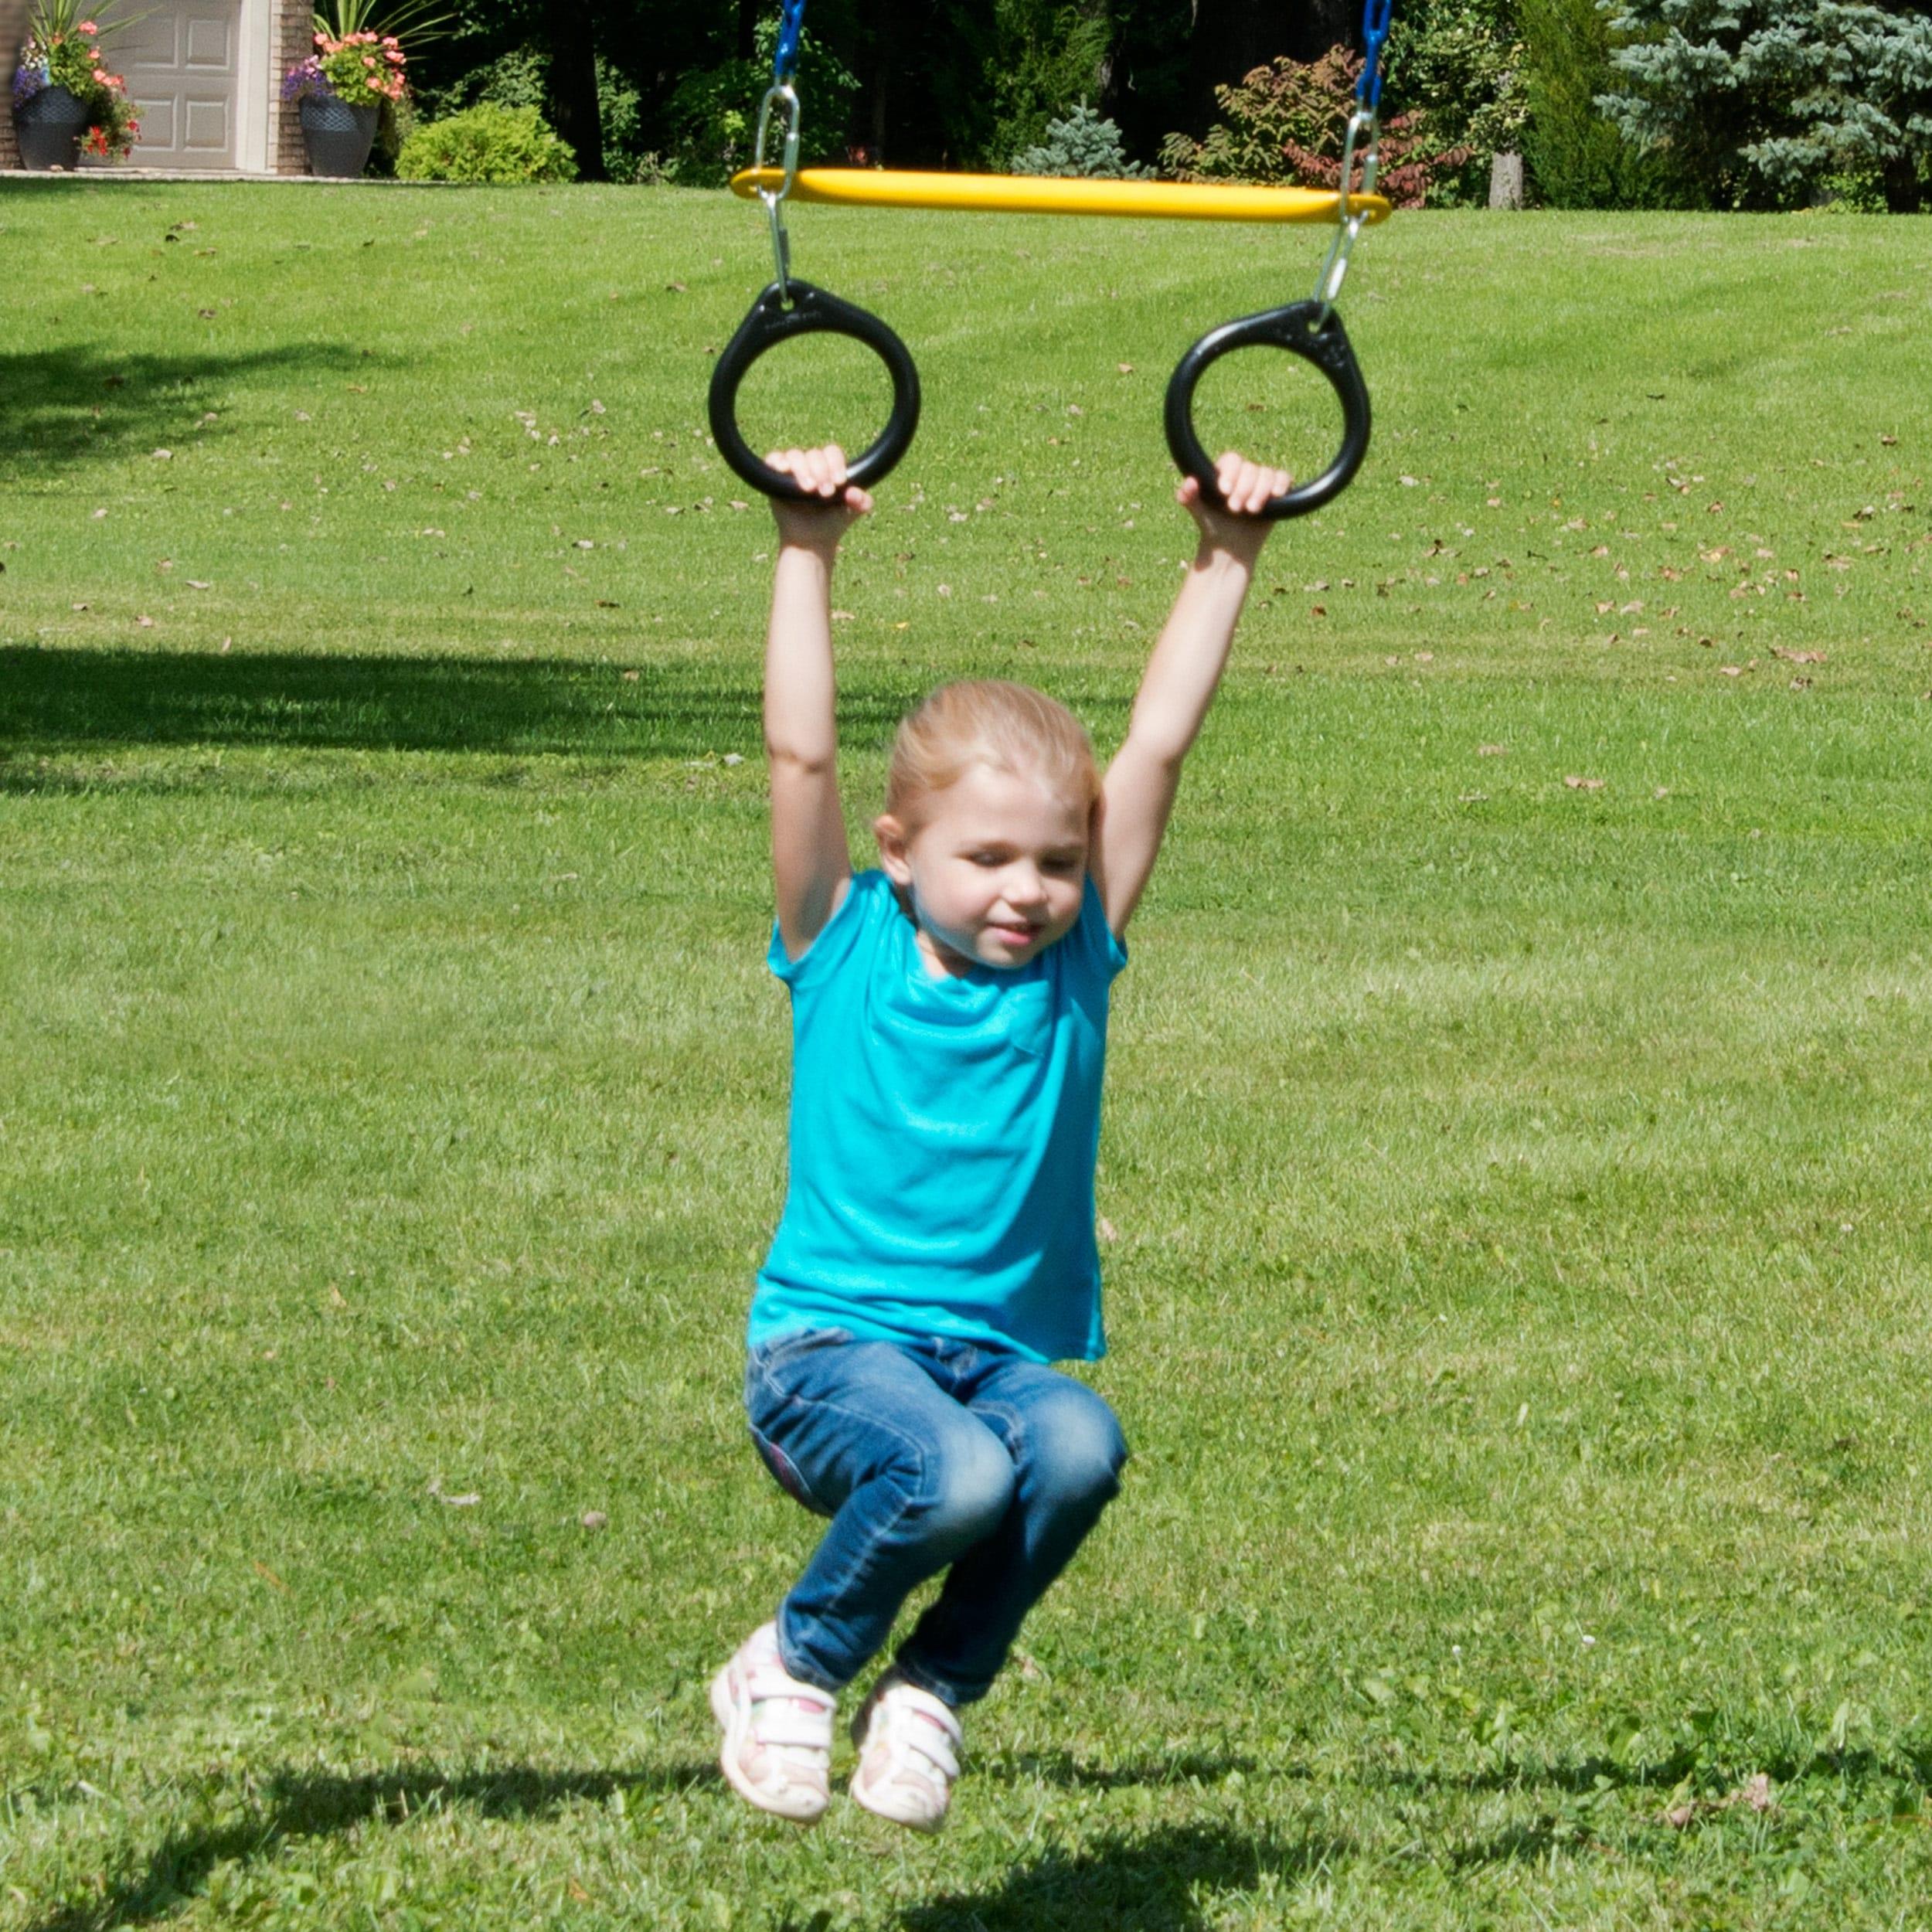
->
xmin=1600 ymin=0 xmax=1932 ymax=209
xmin=1011 ymin=99 xmax=1152 ymax=172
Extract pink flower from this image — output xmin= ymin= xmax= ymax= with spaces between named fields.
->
xmin=77 ymin=17 xmax=98 ymax=30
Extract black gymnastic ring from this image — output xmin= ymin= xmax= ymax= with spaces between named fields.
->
xmin=1164 ymin=300 xmax=1372 ymax=519
xmin=707 ymin=278 xmax=921 ymax=499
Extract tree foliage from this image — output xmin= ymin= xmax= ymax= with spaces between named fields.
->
xmin=1600 ymin=0 xmax=1932 ymax=209
xmin=1517 ymin=0 xmax=1689 ymax=206
xmin=1382 ymin=0 xmax=1528 ymax=203
xmin=1012 ymin=99 xmax=1151 ymax=174
xmin=400 ymin=0 xmax=1932 ymax=209
xmin=1160 ymin=47 xmax=1475 ymax=206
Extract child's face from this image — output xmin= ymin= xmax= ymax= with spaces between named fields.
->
xmin=877 ymin=763 xmax=1090 ymax=974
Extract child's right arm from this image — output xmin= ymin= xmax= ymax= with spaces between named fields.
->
xmin=764 ymin=445 xmax=874 ymax=961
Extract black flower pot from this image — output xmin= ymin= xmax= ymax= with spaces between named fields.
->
xmin=16 ymin=83 xmax=92 ymax=171
xmin=300 ymin=95 xmax=379 ymax=178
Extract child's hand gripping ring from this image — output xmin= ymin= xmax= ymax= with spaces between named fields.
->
xmin=1164 ymin=300 xmax=1372 ymax=519
xmin=707 ymin=281 xmax=922 ymax=499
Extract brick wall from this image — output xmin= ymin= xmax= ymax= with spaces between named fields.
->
xmin=0 ymin=0 xmax=26 ymax=168
xmin=270 ymin=0 xmax=313 ymax=174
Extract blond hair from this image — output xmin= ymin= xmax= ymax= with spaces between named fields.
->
xmin=883 ymin=679 xmax=1100 ymax=828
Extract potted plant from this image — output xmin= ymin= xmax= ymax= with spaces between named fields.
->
xmin=283 ymin=30 xmax=408 ymax=177
xmin=11 ymin=2 xmax=139 ymax=170
xmin=283 ymin=1 xmax=448 ymax=179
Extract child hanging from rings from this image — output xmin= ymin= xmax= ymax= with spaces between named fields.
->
xmin=713 ymin=441 xmax=1294 ymax=1832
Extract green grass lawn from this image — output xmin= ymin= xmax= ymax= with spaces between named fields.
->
xmin=3 ymin=176 xmax=1932 ymax=1930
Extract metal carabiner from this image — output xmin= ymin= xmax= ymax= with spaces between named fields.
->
xmin=753 ymin=83 xmax=801 ymax=301
xmin=1312 ymin=107 xmax=1381 ymax=325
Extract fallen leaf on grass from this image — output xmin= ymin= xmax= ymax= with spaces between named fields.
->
xmin=580 ymin=1511 xmax=608 ymax=1532
xmin=151 ymin=448 xmax=172 ymax=461
xmin=1478 ymin=743 xmax=1508 ymax=757
xmin=1564 ymin=775 xmax=1605 ymax=791
xmin=1665 ymin=1772 xmax=1774 ymax=1829
xmin=185 ymin=580 xmax=210 ymax=590
xmin=1773 ymin=647 xmax=1825 ymax=664
xmin=253 ymin=1560 xmax=292 ymax=1595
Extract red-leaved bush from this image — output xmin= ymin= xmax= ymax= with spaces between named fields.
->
xmin=1160 ymin=47 xmax=1471 ymax=209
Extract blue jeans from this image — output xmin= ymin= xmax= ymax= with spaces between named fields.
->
xmin=744 ymin=1329 xmax=1128 ymax=1707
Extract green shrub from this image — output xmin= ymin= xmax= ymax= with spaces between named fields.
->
xmin=1383 ymin=0 xmax=1529 ymax=206
xmin=417 ymin=47 xmax=645 ymax=179
xmin=1519 ymin=0 xmax=1691 ymax=207
xmin=397 ymin=104 xmax=577 ymax=185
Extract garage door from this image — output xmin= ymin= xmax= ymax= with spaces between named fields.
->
xmin=111 ymin=0 xmax=241 ymax=168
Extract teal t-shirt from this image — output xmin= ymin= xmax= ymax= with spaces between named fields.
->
xmin=751 ymin=869 xmax=1128 ymax=1363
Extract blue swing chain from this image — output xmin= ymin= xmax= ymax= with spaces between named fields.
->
xmin=773 ymin=0 xmax=808 ymax=85
xmin=1313 ymin=0 xmax=1394 ymax=321
xmin=756 ymin=0 xmax=809 ymax=298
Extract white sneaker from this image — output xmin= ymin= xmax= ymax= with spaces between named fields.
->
xmin=709 ymin=1622 xmax=835 ymax=1824
xmin=849 ymin=1670 xmax=962 ymax=1832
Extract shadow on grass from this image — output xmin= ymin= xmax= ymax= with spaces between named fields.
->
xmin=0 ymin=646 xmax=901 ymax=765
xmin=29 ymin=1739 xmax=1932 ymax=1930
xmin=982 ymin=1749 xmax=1270 ymax=1791
xmin=906 ymin=1743 xmax=1932 ymax=1928
xmin=0 ymin=345 xmax=366 ymax=478
xmin=900 ymin=1821 xmax=1349 ymax=1932
xmin=21 ymin=1760 xmax=714 ymax=1932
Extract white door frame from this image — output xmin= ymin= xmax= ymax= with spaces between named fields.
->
xmin=236 ymin=0 xmax=270 ymax=172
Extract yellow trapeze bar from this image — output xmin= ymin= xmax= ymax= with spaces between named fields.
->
xmin=731 ymin=167 xmax=1390 ymax=226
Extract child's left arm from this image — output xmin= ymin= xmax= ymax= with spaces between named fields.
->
xmin=1093 ymin=452 xmax=1291 ymax=936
